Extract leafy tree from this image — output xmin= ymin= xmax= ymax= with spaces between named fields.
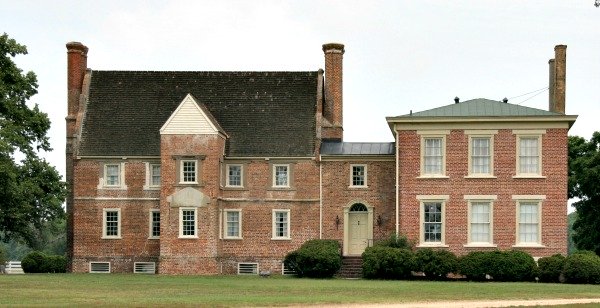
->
xmin=0 ymin=33 xmax=67 ymax=247
xmin=568 ymin=133 xmax=600 ymax=256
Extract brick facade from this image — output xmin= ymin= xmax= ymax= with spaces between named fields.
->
xmin=67 ymin=42 xmax=575 ymax=274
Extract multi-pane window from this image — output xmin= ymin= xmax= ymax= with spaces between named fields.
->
xmin=470 ymin=202 xmax=491 ymax=243
xmin=273 ymin=165 xmax=289 ymax=187
xmin=471 ymin=137 xmax=491 ymax=174
xmin=149 ymin=210 xmax=160 ymax=238
xmin=181 ymin=160 xmax=197 ymax=183
xmin=225 ymin=210 xmax=241 ymax=238
xmin=423 ymin=138 xmax=443 ymax=175
xmin=423 ymin=202 xmax=442 ymax=243
xmin=103 ymin=209 xmax=120 ymax=238
xmin=351 ymin=165 xmax=366 ymax=187
xmin=227 ymin=165 xmax=242 ymax=187
xmin=272 ymin=210 xmax=290 ymax=239
xmin=105 ymin=164 xmax=120 ymax=186
xmin=180 ymin=208 xmax=196 ymax=238
xmin=150 ymin=164 xmax=161 ymax=187
xmin=518 ymin=202 xmax=540 ymax=244
xmin=519 ymin=137 xmax=540 ymax=175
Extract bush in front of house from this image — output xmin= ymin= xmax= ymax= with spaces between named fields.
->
xmin=21 ymin=251 xmax=67 ymax=273
xmin=414 ymin=248 xmax=458 ymax=280
xmin=374 ymin=233 xmax=414 ymax=250
xmin=459 ymin=250 xmax=537 ymax=282
xmin=538 ymin=254 xmax=566 ymax=283
xmin=458 ymin=251 xmax=493 ymax=281
xmin=561 ymin=251 xmax=600 ymax=284
xmin=362 ymin=246 xmax=415 ymax=279
xmin=283 ymin=239 xmax=341 ymax=278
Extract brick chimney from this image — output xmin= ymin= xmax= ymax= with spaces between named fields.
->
xmin=322 ymin=43 xmax=344 ymax=140
xmin=65 ymin=41 xmax=88 ymax=272
xmin=549 ymin=45 xmax=566 ymax=114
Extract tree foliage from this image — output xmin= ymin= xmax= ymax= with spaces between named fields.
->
xmin=0 ymin=33 xmax=67 ymax=247
xmin=568 ymin=132 xmax=600 ymax=256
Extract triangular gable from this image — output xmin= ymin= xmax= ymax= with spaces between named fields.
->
xmin=160 ymin=94 xmax=225 ymax=135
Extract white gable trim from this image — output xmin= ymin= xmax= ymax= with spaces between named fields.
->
xmin=160 ymin=94 xmax=220 ymax=135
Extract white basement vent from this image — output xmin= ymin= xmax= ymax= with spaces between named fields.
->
xmin=237 ymin=263 xmax=258 ymax=275
xmin=134 ymin=262 xmax=156 ymax=274
xmin=282 ymin=262 xmax=296 ymax=275
xmin=89 ymin=262 xmax=111 ymax=273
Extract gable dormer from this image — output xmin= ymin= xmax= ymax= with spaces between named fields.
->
xmin=160 ymin=94 xmax=226 ymax=136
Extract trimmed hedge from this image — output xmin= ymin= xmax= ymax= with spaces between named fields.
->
xmin=362 ymin=246 xmax=415 ymax=279
xmin=459 ymin=250 xmax=537 ymax=282
xmin=21 ymin=251 xmax=67 ymax=273
xmin=374 ymin=233 xmax=413 ymax=250
xmin=538 ymin=254 xmax=566 ymax=283
xmin=415 ymin=248 xmax=458 ymax=280
xmin=284 ymin=239 xmax=341 ymax=278
xmin=562 ymin=251 xmax=600 ymax=284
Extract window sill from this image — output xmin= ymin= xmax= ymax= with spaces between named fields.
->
xmin=271 ymin=237 xmax=291 ymax=241
xmin=417 ymin=243 xmax=449 ymax=248
xmin=223 ymin=237 xmax=243 ymax=240
xmin=464 ymin=175 xmax=497 ymax=179
xmin=512 ymin=243 xmax=546 ymax=248
xmin=463 ymin=243 xmax=497 ymax=248
xmin=268 ymin=188 xmax=295 ymax=191
xmin=143 ymin=186 xmax=161 ymax=191
xmin=416 ymin=175 xmax=449 ymax=179
xmin=178 ymin=236 xmax=199 ymax=239
xmin=512 ymin=175 xmax=546 ymax=179
xmin=148 ymin=237 xmax=159 ymax=240
xmin=102 ymin=236 xmax=122 ymax=240
xmin=348 ymin=185 xmax=369 ymax=189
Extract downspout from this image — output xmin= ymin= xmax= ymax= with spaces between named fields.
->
xmin=395 ymin=126 xmax=400 ymax=235
xmin=319 ymin=157 xmax=323 ymax=239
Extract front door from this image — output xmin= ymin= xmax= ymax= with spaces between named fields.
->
xmin=348 ymin=210 xmax=369 ymax=255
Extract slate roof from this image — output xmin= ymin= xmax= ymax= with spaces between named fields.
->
xmin=395 ymin=98 xmax=562 ymax=118
xmin=321 ymin=142 xmax=395 ymax=155
xmin=79 ymin=71 xmax=318 ymax=157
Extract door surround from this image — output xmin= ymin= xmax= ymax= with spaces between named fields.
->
xmin=343 ymin=201 xmax=374 ymax=256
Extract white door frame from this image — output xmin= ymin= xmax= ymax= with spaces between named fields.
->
xmin=343 ymin=201 xmax=373 ymax=256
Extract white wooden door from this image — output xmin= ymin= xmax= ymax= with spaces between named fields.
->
xmin=348 ymin=212 xmax=369 ymax=255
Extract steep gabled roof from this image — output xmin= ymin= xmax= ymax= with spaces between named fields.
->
xmin=398 ymin=98 xmax=561 ymax=118
xmin=78 ymin=71 xmax=318 ymax=157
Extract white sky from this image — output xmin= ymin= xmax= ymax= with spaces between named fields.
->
xmin=1 ymin=1 xmax=598 ymax=213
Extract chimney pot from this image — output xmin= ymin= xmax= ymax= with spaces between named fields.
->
xmin=454 ymin=97 xmax=459 ymax=104
xmin=503 ymin=97 xmax=508 ymax=103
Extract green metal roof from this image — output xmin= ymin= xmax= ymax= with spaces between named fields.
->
xmin=398 ymin=98 xmax=561 ymax=118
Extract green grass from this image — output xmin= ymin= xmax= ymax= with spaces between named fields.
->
xmin=0 ymin=274 xmax=599 ymax=307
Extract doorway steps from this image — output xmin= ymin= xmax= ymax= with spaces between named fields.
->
xmin=336 ymin=256 xmax=363 ymax=278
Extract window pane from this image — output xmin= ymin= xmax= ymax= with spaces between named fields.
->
xmin=182 ymin=161 xmax=196 ymax=183
xmin=226 ymin=211 xmax=240 ymax=237
xmin=423 ymin=202 xmax=442 ymax=243
xmin=151 ymin=165 xmax=161 ymax=186
xmin=106 ymin=165 xmax=119 ymax=186
xmin=228 ymin=165 xmax=242 ymax=186
xmin=105 ymin=211 xmax=119 ymax=236
xmin=424 ymin=138 xmax=443 ymax=175
xmin=275 ymin=211 xmax=288 ymax=237
xmin=352 ymin=166 xmax=365 ymax=186
xmin=519 ymin=138 xmax=539 ymax=174
xmin=151 ymin=211 xmax=160 ymax=237
xmin=519 ymin=203 xmax=539 ymax=243
xmin=182 ymin=210 xmax=195 ymax=236
xmin=470 ymin=202 xmax=490 ymax=243
xmin=471 ymin=138 xmax=490 ymax=174
xmin=275 ymin=166 xmax=288 ymax=186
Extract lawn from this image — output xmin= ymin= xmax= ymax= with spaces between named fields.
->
xmin=0 ymin=274 xmax=599 ymax=307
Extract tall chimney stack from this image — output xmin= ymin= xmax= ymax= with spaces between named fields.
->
xmin=321 ymin=43 xmax=344 ymax=140
xmin=549 ymin=45 xmax=566 ymax=114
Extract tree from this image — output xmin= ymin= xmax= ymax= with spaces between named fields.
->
xmin=0 ymin=33 xmax=67 ymax=247
xmin=568 ymin=132 xmax=600 ymax=256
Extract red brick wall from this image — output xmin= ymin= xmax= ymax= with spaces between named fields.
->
xmin=397 ymin=128 xmax=568 ymax=257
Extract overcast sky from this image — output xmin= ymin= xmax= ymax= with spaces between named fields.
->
xmin=1 ymin=1 xmax=599 ymax=196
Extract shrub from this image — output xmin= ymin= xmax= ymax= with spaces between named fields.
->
xmin=459 ymin=250 xmax=537 ymax=282
xmin=562 ymin=251 xmax=600 ymax=284
xmin=374 ymin=233 xmax=413 ymax=250
xmin=21 ymin=251 xmax=67 ymax=273
xmin=284 ymin=239 xmax=341 ymax=278
xmin=459 ymin=251 xmax=493 ymax=281
xmin=362 ymin=246 xmax=415 ymax=279
xmin=538 ymin=254 xmax=566 ymax=283
xmin=415 ymin=248 xmax=458 ymax=280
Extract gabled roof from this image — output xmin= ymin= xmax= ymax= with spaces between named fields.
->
xmin=160 ymin=94 xmax=226 ymax=136
xmin=321 ymin=142 xmax=395 ymax=155
xmin=398 ymin=98 xmax=561 ymax=118
xmin=78 ymin=71 xmax=318 ymax=157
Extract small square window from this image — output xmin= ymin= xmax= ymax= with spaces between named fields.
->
xmin=227 ymin=165 xmax=243 ymax=187
xmin=273 ymin=165 xmax=289 ymax=187
xmin=272 ymin=210 xmax=290 ymax=240
xmin=181 ymin=160 xmax=197 ymax=184
xmin=351 ymin=165 xmax=367 ymax=187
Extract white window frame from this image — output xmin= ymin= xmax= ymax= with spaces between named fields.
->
xmin=223 ymin=209 xmax=242 ymax=239
xmin=99 ymin=162 xmax=127 ymax=189
xmin=180 ymin=160 xmax=198 ymax=184
xmin=417 ymin=131 xmax=449 ymax=178
xmin=466 ymin=131 xmax=496 ymax=178
xmin=272 ymin=164 xmax=290 ymax=188
xmin=350 ymin=164 xmax=367 ymax=187
xmin=226 ymin=164 xmax=243 ymax=188
xmin=179 ymin=207 xmax=198 ymax=238
xmin=513 ymin=130 xmax=545 ymax=178
xmin=102 ymin=208 xmax=121 ymax=239
xmin=464 ymin=195 xmax=497 ymax=247
xmin=513 ymin=195 xmax=546 ymax=247
xmin=417 ymin=195 xmax=449 ymax=247
xmin=272 ymin=209 xmax=291 ymax=240
xmin=148 ymin=209 xmax=160 ymax=239
xmin=144 ymin=162 xmax=161 ymax=190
